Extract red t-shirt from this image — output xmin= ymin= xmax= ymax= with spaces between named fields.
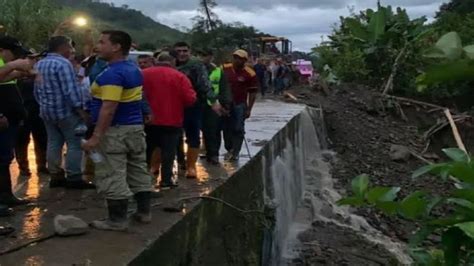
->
xmin=222 ymin=64 xmax=258 ymax=105
xmin=143 ymin=66 xmax=196 ymax=127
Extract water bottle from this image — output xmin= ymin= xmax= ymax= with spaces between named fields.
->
xmin=81 ymin=139 xmax=104 ymax=164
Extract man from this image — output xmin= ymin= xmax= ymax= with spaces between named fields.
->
xmin=35 ymin=36 xmax=93 ymax=189
xmin=174 ymin=42 xmax=222 ymax=178
xmin=222 ymin=50 xmax=258 ymax=161
xmin=82 ymin=30 xmax=153 ymax=231
xmin=254 ymin=58 xmax=268 ymax=97
xmin=0 ymin=36 xmax=32 ymax=213
xmin=198 ymin=49 xmax=232 ymax=165
xmin=137 ymin=54 xmax=154 ymax=70
xmin=143 ymin=52 xmax=196 ymax=189
xmin=15 ymin=51 xmax=48 ymax=177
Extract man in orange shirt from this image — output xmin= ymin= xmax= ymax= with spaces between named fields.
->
xmin=222 ymin=50 xmax=258 ymax=161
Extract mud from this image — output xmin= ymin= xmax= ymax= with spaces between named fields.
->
xmin=284 ymin=84 xmax=474 ymax=265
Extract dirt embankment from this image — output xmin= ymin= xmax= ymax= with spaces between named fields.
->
xmin=286 ymin=84 xmax=474 ymax=265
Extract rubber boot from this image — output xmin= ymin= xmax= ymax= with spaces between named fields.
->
xmin=91 ymin=199 xmax=129 ymax=231
xmin=0 ymin=165 xmax=29 ymax=207
xmin=186 ymin=148 xmax=199 ymax=179
xmin=133 ymin=192 xmax=151 ymax=224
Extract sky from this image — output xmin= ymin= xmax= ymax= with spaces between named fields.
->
xmin=105 ymin=0 xmax=448 ymax=51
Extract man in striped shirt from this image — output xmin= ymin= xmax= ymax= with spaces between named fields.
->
xmin=34 ymin=36 xmax=93 ymax=189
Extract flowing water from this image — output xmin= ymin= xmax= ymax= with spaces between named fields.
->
xmin=264 ymin=107 xmax=412 ymax=265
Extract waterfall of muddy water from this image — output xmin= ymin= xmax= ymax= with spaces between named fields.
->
xmin=265 ymin=108 xmax=413 ymax=265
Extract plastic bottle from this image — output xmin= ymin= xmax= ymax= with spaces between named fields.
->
xmin=81 ymin=139 xmax=104 ymax=163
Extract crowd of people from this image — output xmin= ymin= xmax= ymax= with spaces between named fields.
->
xmin=0 ymin=27 xmax=263 ymax=232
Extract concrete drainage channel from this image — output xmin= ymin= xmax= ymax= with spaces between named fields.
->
xmin=130 ymin=104 xmax=412 ymax=266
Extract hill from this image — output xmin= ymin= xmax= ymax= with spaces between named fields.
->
xmin=55 ymin=0 xmax=186 ymax=50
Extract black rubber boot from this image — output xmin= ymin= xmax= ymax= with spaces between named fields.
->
xmin=91 ymin=199 xmax=129 ymax=231
xmin=133 ymin=192 xmax=151 ymax=224
xmin=0 ymin=165 xmax=29 ymax=207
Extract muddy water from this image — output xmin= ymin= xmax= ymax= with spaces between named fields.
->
xmin=265 ymin=108 xmax=413 ymax=265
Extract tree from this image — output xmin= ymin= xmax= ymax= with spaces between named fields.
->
xmin=0 ymin=0 xmax=60 ymax=49
xmin=198 ymin=0 xmax=218 ymax=32
xmin=436 ymin=0 xmax=474 ymax=18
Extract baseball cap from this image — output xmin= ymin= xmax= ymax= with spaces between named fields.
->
xmin=233 ymin=49 xmax=249 ymax=60
xmin=0 ymin=36 xmax=29 ymax=57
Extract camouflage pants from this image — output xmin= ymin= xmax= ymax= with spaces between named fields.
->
xmin=95 ymin=125 xmax=152 ymax=200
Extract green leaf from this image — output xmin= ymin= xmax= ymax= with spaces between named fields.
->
xmin=366 ymin=187 xmax=400 ymax=204
xmin=435 ymin=32 xmax=463 ymax=60
xmin=449 ymin=162 xmax=474 ymax=184
xmin=416 ymin=60 xmax=474 ymax=88
xmin=374 ymin=201 xmax=399 ymax=215
xmin=464 ymin=45 xmax=474 ymax=60
xmin=399 ymin=191 xmax=429 ymax=220
xmin=424 ymin=47 xmax=447 ymax=59
xmin=351 ymin=174 xmax=370 ymax=198
xmin=368 ymin=9 xmax=386 ymax=42
xmin=443 ymin=148 xmax=470 ymax=162
xmin=409 ymin=226 xmax=436 ymax=248
xmin=452 ymin=189 xmax=474 ymax=202
xmin=442 ymin=228 xmax=463 ymax=266
xmin=412 ymin=163 xmax=450 ymax=179
xmin=455 ymin=222 xmax=474 ymax=239
xmin=337 ymin=197 xmax=364 ymax=207
xmin=448 ymin=198 xmax=474 ymax=211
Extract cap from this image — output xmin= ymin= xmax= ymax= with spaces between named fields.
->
xmin=233 ymin=49 xmax=249 ymax=60
xmin=0 ymin=36 xmax=29 ymax=57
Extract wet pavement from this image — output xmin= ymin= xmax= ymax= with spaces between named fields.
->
xmin=0 ymin=99 xmax=305 ymax=266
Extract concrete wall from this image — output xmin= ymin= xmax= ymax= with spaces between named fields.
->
xmin=130 ymin=107 xmax=322 ymax=266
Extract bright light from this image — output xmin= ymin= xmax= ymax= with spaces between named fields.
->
xmin=74 ymin=17 xmax=87 ymax=27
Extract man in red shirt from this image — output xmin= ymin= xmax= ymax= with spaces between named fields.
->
xmin=142 ymin=52 xmax=196 ymax=189
xmin=222 ymin=49 xmax=258 ymax=161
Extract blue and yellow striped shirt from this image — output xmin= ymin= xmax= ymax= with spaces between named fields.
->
xmin=90 ymin=60 xmax=143 ymax=125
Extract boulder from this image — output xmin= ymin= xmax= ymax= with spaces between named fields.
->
xmin=54 ymin=215 xmax=89 ymax=236
xmin=389 ymin=145 xmax=411 ymax=162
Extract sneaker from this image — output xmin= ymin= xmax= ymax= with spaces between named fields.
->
xmin=0 ymin=194 xmax=30 ymax=207
xmin=0 ymin=205 xmax=13 ymax=217
xmin=0 ymin=226 xmax=15 ymax=236
xmin=132 ymin=213 xmax=152 ymax=224
xmin=228 ymin=154 xmax=240 ymax=162
xmin=49 ymin=178 xmax=67 ymax=188
xmin=66 ymin=180 xmax=96 ymax=190
xmin=206 ymin=156 xmax=220 ymax=165
xmin=159 ymin=182 xmax=178 ymax=191
xmin=37 ymin=167 xmax=49 ymax=175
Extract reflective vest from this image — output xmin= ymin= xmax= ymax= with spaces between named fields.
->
xmin=0 ymin=58 xmax=16 ymax=85
xmin=207 ymin=67 xmax=222 ymax=106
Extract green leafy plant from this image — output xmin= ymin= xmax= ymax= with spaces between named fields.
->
xmin=338 ymin=148 xmax=474 ymax=265
xmin=417 ymin=32 xmax=474 ymax=90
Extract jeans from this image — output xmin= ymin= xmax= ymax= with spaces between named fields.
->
xmin=223 ymin=104 xmax=246 ymax=157
xmin=274 ymin=78 xmax=284 ymax=95
xmin=43 ymin=115 xmax=83 ymax=181
xmin=183 ymin=105 xmax=203 ymax=148
xmin=258 ymin=75 xmax=267 ymax=96
xmin=0 ymin=126 xmax=18 ymax=194
xmin=146 ymin=126 xmax=180 ymax=185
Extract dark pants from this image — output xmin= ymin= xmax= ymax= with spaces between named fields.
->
xmin=258 ymin=75 xmax=267 ymax=96
xmin=176 ymin=131 xmax=185 ymax=165
xmin=15 ymin=109 xmax=47 ymax=172
xmin=146 ymin=126 xmax=180 ymax=185
xmin=202 ymin=105 xmax=223 ymax=159
xmin=223 ymin=104 xmax=246 ymax=157
xmin=183 ymin=105 xmax=203 ymax=148
xmin=0 ymin=126 xmax=18 ymax=195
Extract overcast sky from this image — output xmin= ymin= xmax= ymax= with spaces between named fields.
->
xmin=105 ymin=0 xmax=448 ymax=51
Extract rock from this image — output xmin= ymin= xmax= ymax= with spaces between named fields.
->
xmin=54 ymin=215 xmax=89 ymax=236
xmin=389 ymin=145 xmax=411 ymax=161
